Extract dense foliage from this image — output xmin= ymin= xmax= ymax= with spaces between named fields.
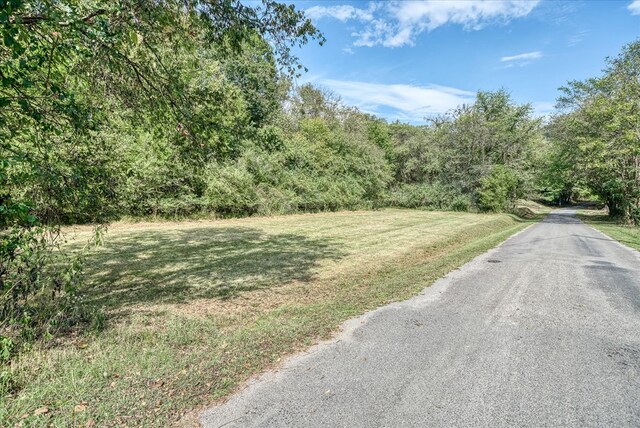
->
xmin=1 ymin=1 xmax=545 ymax=227
xmin=545 ymin=40 xmax=640 ymax=224
xmin=388 ymin=90 xmax=541 ymax=211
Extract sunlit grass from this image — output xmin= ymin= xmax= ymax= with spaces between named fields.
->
xmin=2 ymin=209 xmax=534 ymax=427
xmin=577 ymin=209 xmax=640 ymax=251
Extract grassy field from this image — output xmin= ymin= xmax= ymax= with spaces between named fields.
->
xmin=2 ymin=209 xmax=534 ymax=426
xmin=577 ymin=210 xmax=640 ymax=251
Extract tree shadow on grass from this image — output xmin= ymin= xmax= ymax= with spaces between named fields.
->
xmin=79 ymin=226 xmax=346 ymax=310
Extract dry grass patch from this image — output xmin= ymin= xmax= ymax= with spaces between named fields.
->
xmin=2 ymin=209 xmax=533 ymax=426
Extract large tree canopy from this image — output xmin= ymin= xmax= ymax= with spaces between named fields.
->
xmin=549 ymin=39 xmax=640 ymax=223
xmin=1 ymin=0 xmax=323 ymax=223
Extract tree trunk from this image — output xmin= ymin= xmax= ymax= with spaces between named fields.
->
xmin=607 ymin=198 xmax=624 ymax=218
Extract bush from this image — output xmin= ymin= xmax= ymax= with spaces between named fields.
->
xmin=0 ymin=218 xmax=106 ymax=359
xmin=477 ymin=166 xmax=519 ymax=212
xmin=387 ymin=183 xmax=471 ymax=211
xmin=450 ymin=195 xmax=472 ymax=212
xmin=204 ymin=161 xmax=259 ymax=216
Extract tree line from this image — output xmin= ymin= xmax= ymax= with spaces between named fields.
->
xmin=543 ymin=41 xmax=640 ymax=224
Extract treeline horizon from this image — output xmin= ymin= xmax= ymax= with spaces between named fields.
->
xmin=3 ymin=3 xmax=638 ymax=228
xmin=31 ymin=83 xmax=548 ymax=223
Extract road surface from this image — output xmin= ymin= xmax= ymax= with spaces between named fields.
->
xmin=200 ymin=210 xmax=640 ymax=427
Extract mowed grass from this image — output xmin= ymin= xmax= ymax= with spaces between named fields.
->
xmin=515 ymin=199 xmax=553 ymax=215
xmin=2 ymin=209 xmax=532 ymax=426
xmin=577 ymin=210 xmax=640 ymax=251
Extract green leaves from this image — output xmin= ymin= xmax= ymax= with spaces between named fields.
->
xmin=549 ymin=39 xmax=640 ymax=222
xmin=477 ymin=166 xmax=519 ymax=212
xmin=127 ymin=29 xmax=140 ymax=45
xmin=0 ymin=0 xmax=326 ymax=361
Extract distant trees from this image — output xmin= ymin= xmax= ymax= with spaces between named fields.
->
xmin=436 ymin=90 xmax=540 ymax=193
xmin=0 ymin=0 xmax=547 ymax=228
xmin=546 ymin=39 xmax=640 ymax=223
xmin=389 ymin=90 xmax=542 ymax=211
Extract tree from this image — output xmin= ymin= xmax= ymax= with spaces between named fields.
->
xmin=477 ymin=165 xmax=519 ymax=212
xmin=553 ymin=39 xmax=640 ymax=223
xmin=427 ymin=90 xmax=541 ymax=205
xmin=1 ymin=0 xmax=324 ymax=221
xmin=0 ymin=0 xmax=323 ymax=346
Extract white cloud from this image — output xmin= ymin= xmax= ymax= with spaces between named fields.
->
xmin=306 ymin=1 xmax=540 ymax=48
xmin=305 ymin=4 xmax=376 ymax=22
xmin=500 ymin=51 xmax=543 ymax=62
xmin=629 ymin=1 xmax=640 ymax=15
xmin=567 ymin=30 xmax=588 ymax=47
xmin=531 ymin=101 xmax=555 ymax=117
xmin=318 ymin=79 xmax=475 ymax=122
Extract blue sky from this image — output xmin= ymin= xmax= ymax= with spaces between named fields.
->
xmin=289 ymin=0 xmax=640 ymax=123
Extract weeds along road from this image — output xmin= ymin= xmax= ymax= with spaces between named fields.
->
xmin=201 ymin=210 xmax=640 ymax=427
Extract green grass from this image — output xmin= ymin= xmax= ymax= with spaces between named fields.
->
xmin=577 ymin=209 xmax=640 ymax=251
xmin=515 ymin=199 xmax=553 ymax=215
xmin=1 ymin=209 xmax=535 ymax=426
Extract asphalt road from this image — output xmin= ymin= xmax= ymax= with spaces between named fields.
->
xmin=200 ymin=210 xmax=640 ymax=427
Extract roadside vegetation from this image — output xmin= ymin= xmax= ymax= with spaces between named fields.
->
xmin=1 ymin=0 xmax=639 ymax=425
xmin=577 ymin=209 xmax=640 ymax=252
xmin=542 ymin=41 xmax=640 ymax=225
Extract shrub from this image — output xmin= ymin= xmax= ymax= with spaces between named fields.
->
xmin=450 ymin=195 xmax=472 ymax=212
xmin=387 ymin=183 xmax=471 ymax=211
xmin=0 ymin=213 xmax=106 ymax=359
xmin=204 ymin=161 xmax=259 ymax=216
xmin=477 ymin=166 xmax=519 ymax=212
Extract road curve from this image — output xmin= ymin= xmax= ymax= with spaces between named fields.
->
xmin=200 ymin=210 xmax=640 ymax=427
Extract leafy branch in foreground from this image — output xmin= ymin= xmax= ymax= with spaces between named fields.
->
xmin=0 ymin=0 xmax=322 ymax=353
